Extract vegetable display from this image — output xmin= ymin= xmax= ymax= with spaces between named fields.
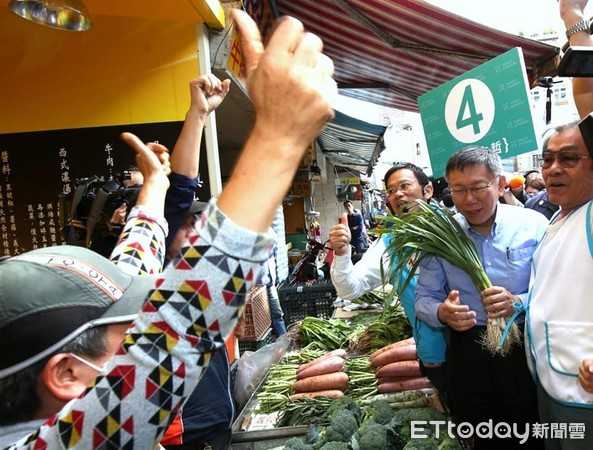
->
xmin=298 ymin=317 xmax=352 ymax=350
xmin=245 ymin=315 xmax=454 ymax=449
xmin=369 ymin=337 xmax=433 ymax=394
xmin=293 ymin=372 xmax=349 ymax=393
xmin=281 ymin=396 xmax=461 ymax=450
xmin=377 ymin=200 xmax=520 ymax=356
xmin=349 ymin=303 xmax=412 ymax=355
xmin=348 ymin=290 xmax=387 ymax=306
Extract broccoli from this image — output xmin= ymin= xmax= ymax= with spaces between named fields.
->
xmin=283 ymin=436 xmax=315 ymax=450
xmin=401 ymin=436 xmax=440 ymax=450
xmin=319 ymin=442 xmax=351 ymax=450
xmin=324 ymin=396 xmax=362 ymax=423
xmin=307 ymin=424 xmax=323 ymax=446
xmin=390 ymin=408 xmax=461 ymax=450
xmin=390 ymin=408 xmax=447 ymax=444
xmin=402 ymin=434 xmax=461 ymax=450
xmin=436 ymin=432 xmax=462 ymax=450
xmin=325 ymin=409 xmax=359 ymax=443
xmin=392 ymin=407 xmax=447 ymax=425
xmin=361 ymin=399 xmax=395 ymax=425
xmin=353 ymin=420 xmax=390 ymax=450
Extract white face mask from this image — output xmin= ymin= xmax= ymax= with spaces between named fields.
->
xmin=69 ymin=353 xmax=106 ymax=373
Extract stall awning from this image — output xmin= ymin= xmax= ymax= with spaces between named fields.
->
xmin=272 ymin=0 xmax=559 ymax=112
xmin=318 ymin=110 xmax=387 ymax=174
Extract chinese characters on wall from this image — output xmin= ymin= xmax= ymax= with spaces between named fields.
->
xmin=0 ymin=151 xmax=20 ymax=255
xmin=0 ymin=121 xmax=184 ymax=254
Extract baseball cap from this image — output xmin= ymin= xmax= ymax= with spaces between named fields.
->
xmin=0 ymin=246 xmax=155 ymax=378
xmin=188 ymin=199 xmax=208 ymax=215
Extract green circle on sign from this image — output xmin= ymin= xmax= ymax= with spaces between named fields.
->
xmin=444 ymin=78 xmax=495 ymax=144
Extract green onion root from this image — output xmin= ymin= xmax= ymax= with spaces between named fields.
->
xmin=482 ymin=318 xmax=522 ymax=356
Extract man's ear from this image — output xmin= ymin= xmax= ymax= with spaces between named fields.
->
xmin=423 ymin=182 xmax=434 ymax=200
xmin=41 ymin=353 xmax=89 ymax=402
xmin=497 ymin=174 xmax=507 ymax=196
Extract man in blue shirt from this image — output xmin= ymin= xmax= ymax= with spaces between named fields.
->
xmin=415 ymin=147 xmax=547 ymax=450
xmin=330 ymin=163 xmax=447 ymax=394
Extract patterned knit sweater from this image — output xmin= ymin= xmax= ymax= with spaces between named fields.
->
xmin=2 ymin=200 xmax=274 ymax=449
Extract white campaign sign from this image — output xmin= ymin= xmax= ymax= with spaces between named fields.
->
xmin=444 ymin=78 xmax=496 ymax=144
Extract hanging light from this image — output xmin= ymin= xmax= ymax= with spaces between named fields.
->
xmin=9 ymin=0 xmax=93 ymax=31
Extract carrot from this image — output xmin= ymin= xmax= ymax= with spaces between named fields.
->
xmin=289 ymin=390 xmax=345 ymax=401
xmin=375 ymin=359 xmax=422 ymax=378
xmin=369 ymin=337 xmax=415 ymax=362
xmin=371 ymin=344 xmax=417 ymax=368
xmin=378 ymin=376 xmax=432 ymax=393
xmin=377 ymin=375 xmax=419 ymax=385
xmin=293 ymin=372 xmax=349 ymax=393
xmin=297 ymin=349 xmax=347 ymax=374
xmin=296 ymin=356 xmax=344 ymax=380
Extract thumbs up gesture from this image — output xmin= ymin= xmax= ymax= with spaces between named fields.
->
xmin=328 ymin=213 xmax=352 ymax=256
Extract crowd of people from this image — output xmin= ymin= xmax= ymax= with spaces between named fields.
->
xmin=1 ymin=1 xmax=593 ymax=449
xmin=0 ymin=9 xmax=334 ymax=449
xmin=329 ymin=1 xmax=593 ymax=450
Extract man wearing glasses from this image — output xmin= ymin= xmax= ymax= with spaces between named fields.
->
xmin=415 ymin=146 xmax=547 ymax=450
xmin=525 ymin=121 xmax=593 ymax=449
xmin=329 ymin=162 xmax=448 ymax=394
xmin=523 ymin=2 xmax=593 ymax=444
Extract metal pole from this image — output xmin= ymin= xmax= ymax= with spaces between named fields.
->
xmin=196 ymin=23 xmax=223 ymax=197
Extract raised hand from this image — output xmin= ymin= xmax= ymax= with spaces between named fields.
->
xmin=120 ymin=132 xmax=170 ymax=209
xmin=217 ymin=10 xmax=336 ymax=232
xmin=559 ymin=0 xmax=588 ymax=19
xmin=189 ymin=74 xmax=231 ymax=118
xmin=232 ymin=9 xmax=336 ymax=151
xmin=329 ymin=213 xmax=352 ymax=256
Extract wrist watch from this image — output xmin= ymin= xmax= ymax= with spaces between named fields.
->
xmin=566 ymin=19 xmax=590 ymax=38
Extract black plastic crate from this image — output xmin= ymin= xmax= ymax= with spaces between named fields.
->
xmin=237 ymin=327 xmax=274 ymax=355
xmin=277 ymin=279 xmax=336 ymax=326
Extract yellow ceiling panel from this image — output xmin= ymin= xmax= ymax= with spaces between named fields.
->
xmin=0 ymin=0 xmax=224 ymax=25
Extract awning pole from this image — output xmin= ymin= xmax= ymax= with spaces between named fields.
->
xmin=196 ymin=23 xmax=223 ymax=198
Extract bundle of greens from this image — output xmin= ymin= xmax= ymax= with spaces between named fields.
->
xmin=344 ymin=357 xmax=378 ymax=400
xmin=349 ymin=290 xmax=388 ymax=306
xmin=377 ymin=200 xmax=520 ymax=356
xmin=348 ymin=303 xmax=412 ymax=355
xmin=298 ymin=317 xmax=352 ymax=351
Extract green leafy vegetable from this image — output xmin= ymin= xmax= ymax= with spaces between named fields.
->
xmin=377 ymin=201 xmax=520 ymax=356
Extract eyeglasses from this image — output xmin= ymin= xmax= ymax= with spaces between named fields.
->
xmin=69 ymin=353 xmax=106 ymax=373
xmin=539 ymin=150 xmax=590 ymax=169
xmin=449 ymin=176 xmax=498 ymax=198
xmin=386 ymin=181 xmax=416 ymax=197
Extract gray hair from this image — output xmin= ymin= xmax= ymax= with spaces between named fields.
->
xmin=445 ymin=146 xmax=503 ymax=181
xmin=541 ymin=120 xmax=579 ymax=154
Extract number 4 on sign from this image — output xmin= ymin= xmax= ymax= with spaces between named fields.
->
xmin=445 ymin=78 xmax=496 ymax=144
xmin=456 ymin=85 xmax=483 ymax=135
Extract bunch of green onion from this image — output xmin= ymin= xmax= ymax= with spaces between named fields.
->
xmin=376 ymin=200 xmax=520 ymax=356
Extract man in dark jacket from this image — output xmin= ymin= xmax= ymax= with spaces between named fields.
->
xmin=343 ymin=200 xmax=369 ymax=254
xmin=524 ymin=189 xmax=559 ymax=220
xmin=159 ymin=74 xmax=235 ymax=450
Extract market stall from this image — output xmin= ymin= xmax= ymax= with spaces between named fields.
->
xmin=229 ymin=293 xmax=457 ymax=449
